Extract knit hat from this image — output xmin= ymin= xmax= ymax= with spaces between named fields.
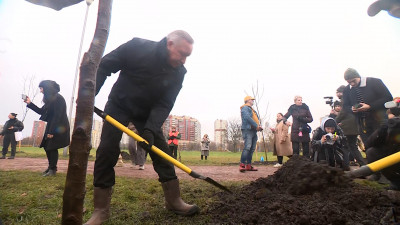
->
xmin=336 ymin=85 xmax=346 ymax=93
xmin=324 ymin=119 xmax=336 ymax=128
xmin=344 ymin=68 xmax=361 ymax=80
xmin=10 ymin=113 xmax=17 ymax=117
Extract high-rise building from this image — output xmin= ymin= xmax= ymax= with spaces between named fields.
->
xmin=31 ymin=121 xmax=46 ymax=147
xmin=162 ymin=115 xmax=201 ymax=150
xmin=92 ymin=119 xmax=103 ymax=148
xmin=214 ymin=119 xmax=228 ymax=149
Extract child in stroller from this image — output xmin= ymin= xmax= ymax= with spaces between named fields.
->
xmin=311 ymin=117 xmax=347 ymax=169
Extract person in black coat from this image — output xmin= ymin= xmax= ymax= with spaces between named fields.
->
xmin=283 ymin=96 xmax=313 ymax=158
xmin=24 ymin=80 xmax=70 ymax=177
xmin=86 ymin=30 xmax=197 ymax=225
xmin=342 ymin=68 xmax=393 ymax=144
xmin=0 ymin=113 xmax=24 ymax=159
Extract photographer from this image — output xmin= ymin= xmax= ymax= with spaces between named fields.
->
xmin=328 ymin=100 xmax=341 ymax=119
xmin=311 ymin=117 xmax=346 ymax=169
xmin=364 ymin=98 xmax=400 ymax=190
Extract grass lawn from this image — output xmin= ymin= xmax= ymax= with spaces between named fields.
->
xmin=11 ymin=147 xmax=282 ymax=165
xmin=0 ymin=170 xmax=242 ymax=225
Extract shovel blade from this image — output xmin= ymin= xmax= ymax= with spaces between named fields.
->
xmin=203 ymin=177 xmax=232 ymax=194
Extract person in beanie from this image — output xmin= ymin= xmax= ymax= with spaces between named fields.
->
xmin=86 ymin=30 xmax=198 ymax=225
xmin=336 ymin=85 xmax=346 ymax=100
xmin=239 ymin=96 xmax=263 ymax=172
xmin=342 ymin=68 xmax=392 ymax=145
xmin=0 ymin=113 xmax=24 ymax=159
xmin=311 ymin=117 xmax=346 ymax=169
xmin=23 ymin=80 xmax=70 ymax=176
xmin=283 ymin=96 xmax=314 ymax=158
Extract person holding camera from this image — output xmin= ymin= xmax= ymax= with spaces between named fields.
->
xmin=283 ymin=95 xmax=313 ymax=158
xmin=342 ymin=68 xmax=392 ymax=144
xmin=311 ymin=117 xmax=346 ymax=168
xmin=364 ymin=98 xmax=400 ymax=190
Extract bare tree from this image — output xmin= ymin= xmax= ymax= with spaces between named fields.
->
xmin=20 ymin=75 xmax=40 ymax=123
xmin=227 ymin=117 xmax=242 ymax=152
xmin=245 ymin=80 xmax=271 ymax=160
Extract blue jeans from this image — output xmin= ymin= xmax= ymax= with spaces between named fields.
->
xmin=240 ymin=129 xmax=258 ymax=164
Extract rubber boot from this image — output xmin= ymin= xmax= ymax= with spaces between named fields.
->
xmin=43 ymin=169 xmax=56 ymax=177
xmin=84 ymin=187 xmax=113 ymax=225
xmin=161 ymin=179 xmax=199 ymax=216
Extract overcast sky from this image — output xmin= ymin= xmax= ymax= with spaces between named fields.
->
xmin=0 ymin=0 xmax=399 ymax=140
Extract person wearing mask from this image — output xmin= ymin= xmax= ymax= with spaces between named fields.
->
xmin=271 ymin=113 xmax=292 ymax=168
xmin=0 ymin=113 xmax=24 ymax=159
xmin=86 ymin=30 xmax=198 ymax=225
xmin=168 ymin=126 xmax=181 ymax=159
xmin=24 ymin=80 xmax=70 ymax=176
xmin=239 ymin=96 xmax=263 ymax=172
xmin=283 ymin=96 xmax=313 ymax=158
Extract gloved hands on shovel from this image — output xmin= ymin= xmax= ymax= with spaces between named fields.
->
xmin=139 ymin=129 xmax=154 ymax=151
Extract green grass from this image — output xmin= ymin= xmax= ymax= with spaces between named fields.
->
xmin=0 ymin=170 xmax=243 ymax=225
xmin=11 ymin=147 xmax=281 ymax=165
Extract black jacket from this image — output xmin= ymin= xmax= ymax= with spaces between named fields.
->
xmin=283 ymin=103 xmax=313 ymax=142
xmin=96 ymin=37 xmax=186 ymax=133
xmin=27 ymin=94 xmax=70 ymax=149
xmin=0 ymin=118 xmax=24 ymax=136
xmin=342 ymin=77 xmax=392 ymax=132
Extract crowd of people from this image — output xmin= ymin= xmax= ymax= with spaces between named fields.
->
xmin=1 ymin=1 xmax=400 ymax=223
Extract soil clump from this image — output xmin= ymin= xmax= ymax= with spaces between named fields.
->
xmin=209 ymin=156 xmax=400 ymax=225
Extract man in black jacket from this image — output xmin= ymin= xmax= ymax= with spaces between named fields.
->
xmin=86 ymin=30 xmax=197 ymax=225
xmin=342 ymin=68 xmax=393 ymax=144
xmin=0 ymin=113 xmax=24 ymax=159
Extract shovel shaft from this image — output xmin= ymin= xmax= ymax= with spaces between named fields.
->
xmin=350 ymin=151 xmax=400 ymax=178
xmin=103 ymin=114 xmax=192 ymax=174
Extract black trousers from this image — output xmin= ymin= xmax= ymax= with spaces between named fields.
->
xmin=292 ymin=142 xmax=310 ymax=158
xmin=2 ymin=134 xmax=16 ymax=157
xmin=45 ymin=148 xmax=59 ymax=170
xmin=93 ymin=103 xmax=177 ymax=188
xmin=169 ymin=145 xmax=178 ymax=159
xmin=367 ymin=146 xmax=400 ymax=188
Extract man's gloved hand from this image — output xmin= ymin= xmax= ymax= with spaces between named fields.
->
xmin=138 ymin=129 xmax=154 ymax=151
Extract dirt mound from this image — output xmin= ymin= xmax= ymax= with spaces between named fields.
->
xmin=208 ymin=156 xmax=400 ymax=225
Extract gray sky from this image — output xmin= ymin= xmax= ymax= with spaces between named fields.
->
xmin=0 ymin=0 xmax=399 ymax=140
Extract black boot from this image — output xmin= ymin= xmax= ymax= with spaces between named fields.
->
xmin=42 ymin=168 xmax=50 ymax=175
xmin=162 ymin=179 xmax=199 ymax=216
xmin=0 ymin=155 xmax=5 ymax=159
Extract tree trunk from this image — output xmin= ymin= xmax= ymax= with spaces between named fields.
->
xmin=61 ymin=1 xmax=112 ymax=224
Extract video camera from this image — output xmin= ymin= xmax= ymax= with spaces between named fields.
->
xmin=324 ymin=96 xmax=334 ymax=109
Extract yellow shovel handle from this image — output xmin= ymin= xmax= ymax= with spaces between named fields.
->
xmin=104 ymin=114 xmax=193 ymax=174
xmin=368 ymin=151 xmax=400 ymax=172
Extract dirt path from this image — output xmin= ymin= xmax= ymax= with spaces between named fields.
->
xmin=0 ymin=157 xmax=278 ymax=182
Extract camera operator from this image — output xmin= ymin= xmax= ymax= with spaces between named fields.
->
xmin=329 ymin=101 xmax=342 ymax=119
xmin=364 ymin=98 xmax=400 ymax=190
xmin=311 ymin=117 xmax=347 ymax=169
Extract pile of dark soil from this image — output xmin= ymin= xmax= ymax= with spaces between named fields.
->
xmin=208 ymin=156 xmax=400 ymax=225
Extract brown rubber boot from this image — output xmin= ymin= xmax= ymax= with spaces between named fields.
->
xmin=84 ymin=187 xmax=113 ymax=225
xmin=162 ymin=179 xmax=199 ymax=216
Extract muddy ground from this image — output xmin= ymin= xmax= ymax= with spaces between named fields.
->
xmin=208 ymin=156 xmax=400 ymax=225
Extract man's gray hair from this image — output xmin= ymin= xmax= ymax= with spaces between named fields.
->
xmin=167 ymin=30 xmax=194 ymax=44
